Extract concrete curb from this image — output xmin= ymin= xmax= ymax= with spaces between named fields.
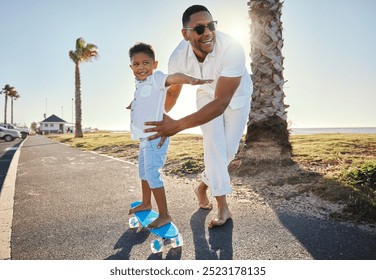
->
xmin=0 ymin=140 xmax=24 ymax=260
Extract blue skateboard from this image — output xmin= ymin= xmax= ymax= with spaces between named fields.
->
xmin=128 ymin=201 xmax=183 ymax=253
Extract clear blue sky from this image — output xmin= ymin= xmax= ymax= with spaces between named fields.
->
xmin=1 ymin=0 xmax=375 ymax=131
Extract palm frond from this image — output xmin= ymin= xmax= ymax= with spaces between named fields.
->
xmin=76 ymin=37 xmax=86 ymax=50
xmin=69 ymin=50 xmax=79 ymax=63
xmin=69 ymin=37 xmax=99 ymax=63
xmin=2 ymin=84 xmax=17 ymax=96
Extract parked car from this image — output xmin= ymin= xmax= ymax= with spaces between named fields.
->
xmin=0 ymin=123 xmax=29 ymax=139
xmin=0 ymin=127 xmax=22 ymax=142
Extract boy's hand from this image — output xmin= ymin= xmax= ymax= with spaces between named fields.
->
xmin=190 ymin=78 xmax=213 ymax=85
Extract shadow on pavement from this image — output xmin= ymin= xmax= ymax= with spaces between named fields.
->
xmin=105 ymin=228 xmax=150 ymax=260
xmin=106 ymin=227 xmax=183 ymax=260
xmin=147 ymin=246 xmax=182 ymax=260
xmin=190 ymin=209 xmax=233 ymax=259
xmin=0 ymin=141 xmax=23 ymax=193
xmin=208 ymin=221 xmax=234 ymax=260
xmin=276 ymin=212 xmax=376 ymax=260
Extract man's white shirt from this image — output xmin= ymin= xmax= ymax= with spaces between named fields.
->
xmin=168 ymin=31 xmax=252 ymax=109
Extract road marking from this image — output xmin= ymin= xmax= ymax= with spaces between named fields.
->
xmin=4 ymin=147 xmax=18 ymax=152
xmin=88 ymin=150 xmax=136 ymax=165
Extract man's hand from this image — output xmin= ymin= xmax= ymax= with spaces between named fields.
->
xmin=144 ymin=114 xmax=181 ymax=147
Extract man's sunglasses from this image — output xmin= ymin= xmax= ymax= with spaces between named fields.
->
xmin=184 ymin=21 xmax=218 ymax=35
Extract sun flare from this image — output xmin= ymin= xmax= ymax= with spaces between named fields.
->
xmin=227 ymin=23 xmax=250 ymax=45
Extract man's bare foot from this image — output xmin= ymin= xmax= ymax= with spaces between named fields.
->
xmin=194 ymin=184 xmax=213 ymax=210
xmin=128 ymin=203 xmax=152 ymax=215
xmin=147 ymin=215 xmax=172 ymax=229
xmin=208 ymin=209 xmax=232 ymax=228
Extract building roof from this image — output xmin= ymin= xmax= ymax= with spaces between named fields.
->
xmin=41 ymin=114 xmax=67 ymax=123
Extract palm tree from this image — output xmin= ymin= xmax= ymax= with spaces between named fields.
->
xmin=69 ymin=37 xmax=98 ymax=138
xmin=31 ymin=122 xmax=38 ymax=132
xmin=238 ymin=0 xmax=291 ymax=165
xmin=10 ymin=90 xmax=20 ymax=124
xmin=1 ymin=84 xmax=17 ymax=124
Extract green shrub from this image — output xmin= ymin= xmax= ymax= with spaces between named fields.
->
xmin=342 ymin=162 xmax=376 ymax=191
xmin=180 ymin=159 xmax=203 ymax=174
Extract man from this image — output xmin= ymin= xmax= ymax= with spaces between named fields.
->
xmin=145 ymin=5 xmax=252 ymax=228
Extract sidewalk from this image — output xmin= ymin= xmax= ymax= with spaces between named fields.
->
xmin=6 ymin=135 xmax=376 ymax=259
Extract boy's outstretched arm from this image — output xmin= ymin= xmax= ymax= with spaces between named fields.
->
xmin=165 ymin=73 xmax=213 ymax=87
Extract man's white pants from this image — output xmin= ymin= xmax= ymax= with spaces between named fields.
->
xmin=197 ymin=92 xmax=250 ymax=197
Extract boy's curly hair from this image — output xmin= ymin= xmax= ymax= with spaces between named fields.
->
xmin=129 ymin=42 xmax=155 ymax=61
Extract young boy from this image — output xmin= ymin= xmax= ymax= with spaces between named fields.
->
xmin=127 ymin=42 xmax=212 ymax=229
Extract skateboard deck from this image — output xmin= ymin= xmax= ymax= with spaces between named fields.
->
xmin=129 ymin=201 xmax=183 ymax=253
xmin=130 ymin=201 xmax=179 ymax=238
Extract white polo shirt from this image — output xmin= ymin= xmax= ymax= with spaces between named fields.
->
xmin=168 ymin=31 xmax=252 ymax=109
xmin=130 ymin=70 xmax=168 ymax=139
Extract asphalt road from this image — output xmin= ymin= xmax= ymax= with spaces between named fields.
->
xmin=0 ymin=138 xmax=23 ymax=191
xmin=6 ymin=135 xmax=376 ymax=260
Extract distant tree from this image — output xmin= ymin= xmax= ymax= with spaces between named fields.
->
xmin=1 ymin=84 xmax=17 ymax=124
xmin=10 ymin=90 xmax=20 ymax=124
xmin=69 ymin=37 xmax=98 ymax=138
xmin=31 ymin=122 xmax=38 ymax=132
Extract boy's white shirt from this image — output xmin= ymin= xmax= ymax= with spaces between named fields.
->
xmin=130 ymin=70 xmax=168 ymax=139
xmin=168 ymin=31 xmax=252 ymax=109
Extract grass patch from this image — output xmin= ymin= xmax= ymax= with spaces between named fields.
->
xmin=341 ymin=161 xmax=376 ymax=191
xmin=291 ymin=134 xmax=376 ymax=170
xmin=332 ymin=161 xmax=376 ymax=223
xmin=46 ymin=132 xmax=204 ymax=171
xmin=290 ymin=134 xmax=376 ymax=223
xmin=47 ymin=132 xmax=137 ymax=150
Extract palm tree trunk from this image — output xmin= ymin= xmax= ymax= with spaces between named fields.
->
xmin=11 ymin=97 xmax=14 ymax=124
xmin=245 ymin=0 xmax=291 ymax=159
xmin=74 ymin=63 xmax=83 ymax=138
xmin=245 ymin=0 xmax=291 ymax=160
xmin=4 ymin=94 xmax=8 ymax=124
xmin=230 ymin=0 xmax=291 ymax=175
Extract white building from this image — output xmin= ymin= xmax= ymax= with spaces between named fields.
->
xmin=39 ymin=114 xmax=67 ymax=134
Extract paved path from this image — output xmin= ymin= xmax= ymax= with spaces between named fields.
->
xmin=3 ymin=135 xmax=376 ymax=260
xmin=0 ymin=138 xmax=23 ymax=259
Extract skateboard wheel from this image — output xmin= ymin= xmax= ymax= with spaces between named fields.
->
xmin=151 ymin=238 xmax=163 ymax=254
xmin=128 ymin=217 xmax=139 ymax=229
xmin=171 ymin=233 xmax=183 ymax=248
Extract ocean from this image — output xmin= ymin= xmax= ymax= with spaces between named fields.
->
xmin=290 ymin=127 xmax=376 ymax=135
